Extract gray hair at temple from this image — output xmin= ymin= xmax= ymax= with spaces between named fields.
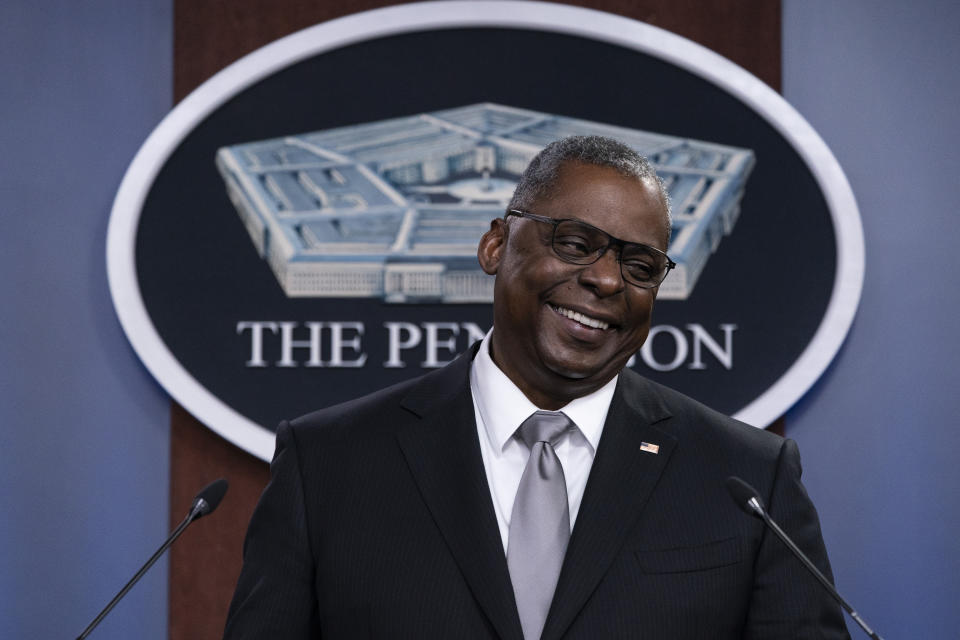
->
xmin=508 ymin=135 xmax=672 ymax=229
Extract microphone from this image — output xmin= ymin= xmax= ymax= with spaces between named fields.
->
xmin=76 ymin=478 xmax=229 ymax=639
xmin=725 ymin=477 xmax=883 ymax=640
xmin=190 ymin=477 xmax=229 ymax=518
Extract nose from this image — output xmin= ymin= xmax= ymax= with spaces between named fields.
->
xmin=577 ymin=248 xmax=625 ymax=297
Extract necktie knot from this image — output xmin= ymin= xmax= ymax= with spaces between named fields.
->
xmin=517 ymin=410 xmax=573 ymax=450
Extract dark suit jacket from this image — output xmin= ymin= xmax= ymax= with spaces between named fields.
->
xmin=224 ymin=346 xmax=849 ymax=639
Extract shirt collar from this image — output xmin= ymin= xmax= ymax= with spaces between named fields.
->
xmin=470 ymin=330 xmax=616 ymax=454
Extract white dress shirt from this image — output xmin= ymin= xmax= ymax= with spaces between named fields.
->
xmin=469 ymin=330 xmax=618 ymax=552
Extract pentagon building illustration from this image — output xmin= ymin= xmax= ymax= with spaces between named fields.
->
xmin=216 ymin=103 xmax=753 ymax=302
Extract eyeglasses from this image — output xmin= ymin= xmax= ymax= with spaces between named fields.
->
xmin=505 ymin=209 xmax=676 ymax=289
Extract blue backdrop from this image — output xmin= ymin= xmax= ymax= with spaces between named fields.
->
xmin=783 ymin=1 xmax=960 ymax=636
xmin=0 ymin=2 xmax=172 ymax=638
xmin=1 ymin=0 xmax=957 ymax=637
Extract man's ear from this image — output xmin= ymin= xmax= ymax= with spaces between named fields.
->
xmin=477 ymin=218 xmax=507 ymax=275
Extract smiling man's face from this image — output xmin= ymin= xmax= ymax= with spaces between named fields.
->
xmin=478 ymin=160 xmax=670 ymax=410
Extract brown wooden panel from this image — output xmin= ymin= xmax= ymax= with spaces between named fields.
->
xmin=768 ymin=415 xmax=785 ymax=436
xmin=171 ymin=1 xmax=781 ymax=636
xmin=175 ymin=0 xmax=402 ymax=102
xmin=556 ymin=0 xmax=780 ymax=90
xmin=174 ymin=0 xmax=779 ymax=101
xmin=169 ymin=403 xmax=269 ymax=639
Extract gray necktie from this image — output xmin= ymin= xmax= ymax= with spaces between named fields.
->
xmin=507 ymin=410 xmax=574 ymax=640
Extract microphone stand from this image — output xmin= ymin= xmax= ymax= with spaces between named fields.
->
xmin=752 ymin=503 xmax=883 ymax=640
xmin=76 ymin=502 xmax=205 ymax=639
xmin=727 ymin=477 xmax=884 ymax=640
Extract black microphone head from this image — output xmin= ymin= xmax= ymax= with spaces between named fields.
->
xmin=725 ymin=476 xmax=764 ymax=517
xmin=192 ymin=478 xmax=229 ymax=518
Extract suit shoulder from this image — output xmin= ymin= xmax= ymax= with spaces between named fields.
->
xmin=285 ymin=374 xmax=420 ymax=444
xmin=622 ymin=369 xmax=785 ymax=460
xmin=285 ymin=352 xmax=472 ymax=445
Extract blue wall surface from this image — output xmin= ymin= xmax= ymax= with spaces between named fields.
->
xmin=0 ymin=1 xmax=172 ymax=639
xmin=782 ymin=1 xmax=960 ymax=637
xmin=1 ymin=1 xmax=958 ymax=638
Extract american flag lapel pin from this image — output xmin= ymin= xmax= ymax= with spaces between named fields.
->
xmin=640 ymin=442 xmax=660 ymax=454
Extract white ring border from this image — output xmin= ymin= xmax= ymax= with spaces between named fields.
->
xmin=107 ymin=0 xmax=864 ymax=461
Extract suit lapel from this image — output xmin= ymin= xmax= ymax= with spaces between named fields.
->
xmin=541 ymin=372 xmax=677 ymax=640
xmin=396 ymin=348 xmax=524 ymax=640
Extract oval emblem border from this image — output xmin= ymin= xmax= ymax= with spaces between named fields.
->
xmin=107 ymin=0 xmax=864 ymax=461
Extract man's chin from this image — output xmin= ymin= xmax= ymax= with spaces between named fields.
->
xmin=541 ymin=348 xmax=633 ymax=387
xmin=544 ymin=359 xmax=608 ymax=383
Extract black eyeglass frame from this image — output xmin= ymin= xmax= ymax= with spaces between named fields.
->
xmin=505 ymin=209 xmax=676 ymax=289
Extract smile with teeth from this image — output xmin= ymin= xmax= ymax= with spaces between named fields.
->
xmin=552 ymin=305 xmax=610 ymax=330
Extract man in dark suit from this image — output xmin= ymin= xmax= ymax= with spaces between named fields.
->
xmin=224 ymin=136 xmax=850 ymax=639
